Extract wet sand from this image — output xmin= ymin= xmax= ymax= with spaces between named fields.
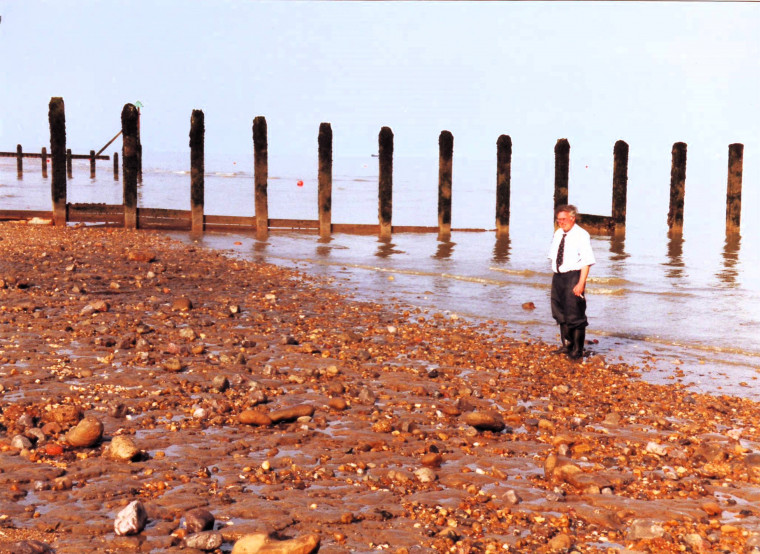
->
xmin=2 ymin=223 xmax=760 ymax=553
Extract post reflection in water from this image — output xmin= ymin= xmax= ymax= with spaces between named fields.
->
xmin=252 ymin=236 xmax=269 ymax=261
xmin=664 ymin=231 xmax=685 ymax=280
xmin=609 ymin=233 xmax=628 ymax=262
xmin=316 ymin=236 xmax=333 ymax=258
xmin=492 ymin=234 xmax=511 ymax=263
xmin=375 ymin=238 xmax=400 ymax=259
xmin=434 ymin=238 xmax=455 ymax=260
xmin=717 ymin=233 xmax=741 ymax=286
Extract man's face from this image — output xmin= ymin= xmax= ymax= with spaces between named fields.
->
xmin=556 ymin=211 xmax=575 ymax=233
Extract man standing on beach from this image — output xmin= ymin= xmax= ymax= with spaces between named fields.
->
xmin=548 ymin=204 xmax=595 ymax=359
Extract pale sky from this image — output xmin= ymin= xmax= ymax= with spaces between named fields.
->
xmin=0 ymin=1 xmax=758 ymax=163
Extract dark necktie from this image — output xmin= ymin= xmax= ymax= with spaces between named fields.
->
xmin=556 ymin=233 xmax=567 ymax=271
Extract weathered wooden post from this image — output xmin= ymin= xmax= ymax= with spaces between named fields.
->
xmin=66 ymin=148 xmax=72 ymax=179
xmin=252 ymin=116 xmax=268 ymax=237
xmin=16 ymin=145 xmax=23 ymax=179
xmin=554 ymin=138 xmax=570 ymax=209
xmin=726 ymin=143 xmax=744 ymax=235
xmin=318 ymin=122 xmax=332 ymax=238
xmin=122 ymin=103 xmax=140 ymax=229
xmin=667 ymin=142 xmax=687 ymax=233
xmin=48 ymin=97 xmax=67 ymax=226
xmin=378 ymin=126 xmax=394 ymax=240
xmin=190 ymin=109 xmax=205 ymax=235
xmin=136 ymin=107 xmax=143 ymax=183
xmin=612 ymin=140 xmax=629 ymax=234
xmin=495 ymin=134 xmax=512 ymax=236
xmin=41 ymin=147 xmax=48 ymax=178
xmin=113 ymin=152 xmax=119 ymax=181
xmin=89 ymin=150 xmax=96 ymax=179
xmin=438 ymin=130 xmax=453 ymax=239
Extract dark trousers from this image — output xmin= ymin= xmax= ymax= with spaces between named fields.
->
xmin=551 ymin=270 xmax=588 ymax=329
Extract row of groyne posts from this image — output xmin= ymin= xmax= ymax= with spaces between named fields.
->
xmin=0 ymin=97 xmax=747 ymax=239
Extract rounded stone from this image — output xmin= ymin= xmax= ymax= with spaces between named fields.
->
xmin=65 ymin=416 xmax=103 ymax=447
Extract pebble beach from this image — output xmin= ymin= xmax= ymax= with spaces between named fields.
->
xmin=2 ymin=223 xmax=760 ymax=553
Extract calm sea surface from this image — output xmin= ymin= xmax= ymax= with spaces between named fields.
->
xmin=2 ymin=149 xmax=759 ymax=400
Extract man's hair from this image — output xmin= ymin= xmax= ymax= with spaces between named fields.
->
xmin=554 ymin=204 xmax=578 ymax=218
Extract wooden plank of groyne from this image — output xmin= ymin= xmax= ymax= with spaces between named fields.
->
xmin=577 ymin=213 xmax=615 ymax=236
xmin=204 ymin=215 xmax=257 ymax=231
xmin=137 ymin=207 xmax=191 ymax=230
xmin=269 ymin=218 xmax=319 ymax=230
xmin=0 ymin=152 xmax=108 ymax=160
xmin=41 ymin=147 xmax=48 ymax=178
xmin=0 ymin=210 xmax=54 ymax=221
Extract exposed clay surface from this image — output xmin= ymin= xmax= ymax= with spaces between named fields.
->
xmin=2 ymin=224 xmax=760 ymax=553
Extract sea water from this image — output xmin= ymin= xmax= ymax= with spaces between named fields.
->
xmin=1 ymin=148 xmax=759 ymax=399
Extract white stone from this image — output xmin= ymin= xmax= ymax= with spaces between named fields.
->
xmin=114 ymin=500 xmax=148 ymax=536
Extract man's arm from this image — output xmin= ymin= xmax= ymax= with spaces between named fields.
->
xmin=573 ymin=265 xmax=590 ymax=297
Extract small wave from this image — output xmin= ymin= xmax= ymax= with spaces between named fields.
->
xmin=588 ymin=276 xmax=629 ymax=286
xmin=489 ymin=267 xmax=540 ymax=277
xmin=592 ymin=329 xmax=760 ymax=361
xmin=590 ymin=287 xmax=626 ymax=296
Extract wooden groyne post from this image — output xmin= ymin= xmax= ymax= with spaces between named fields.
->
xmin=16 ymin=145 xmax=22 ymax=179
xmin=190 ymin=109 xmax=205 ymax=235
xmin=378 ymin=126 xmax=394 ymax=240
xmin=48 ymin=97 xmax=67 ymax=226
xmin=495 ymin=134 xmax=512 ymax=236
xmin=122 ymin=103 xmax=140 ymax=229
xmin=438 ymin=130 xmax=453 ymax=239
xmin=66 ymin=149 xmax=72 ymax=179
xmin=554 ymin=138 xmax=570 ymax=209
xmin=668 ymin=142 xmax=687 ymax=233
xmin=612 ymin=140 xmax=629 ymax=234
xmin=726 ymin=143 xmax=744 ymax=235
xmin=41 ymin=147 xmax=48 ymax=178
xmin=113 ymin=152 xmax=119 ymax=181
xmin=318 ymin=122 xmax=332 ymax=238
xmin=89 ymin=150 xmax=96 ymax=179
xmin=253 ymin=116 xmax=268 ymax=237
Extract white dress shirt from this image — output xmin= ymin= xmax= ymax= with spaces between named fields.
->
xmin=548 ymin=224 xmax=596 ymax=273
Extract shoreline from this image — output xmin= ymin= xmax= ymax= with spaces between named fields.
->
xmin=2 ymin=224 xmax=760 ymax=552
xmin=175 ymin=229 xmax=760 ymax=404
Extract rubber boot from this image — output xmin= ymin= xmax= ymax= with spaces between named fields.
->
xmin=568 ymin=327 xmax=585 ymax=360
xmin=552 ymin=324 xmax=570 ymax=355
